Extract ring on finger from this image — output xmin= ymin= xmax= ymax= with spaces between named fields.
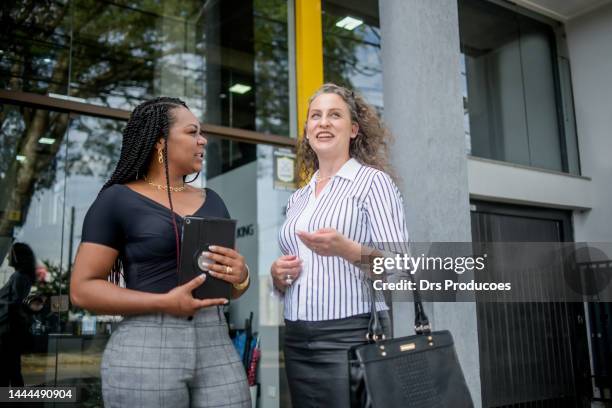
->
xmin=285 ymin=274 xmax=294 ymax=285
xmin=226 ymin=266 xmax=233 ymax=274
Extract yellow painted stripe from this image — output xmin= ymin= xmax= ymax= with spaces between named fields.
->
xmin=295 ymin=0 xmax=323 ymax=138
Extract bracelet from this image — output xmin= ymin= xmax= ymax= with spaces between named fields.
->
xmin=233 ymin=264 xmax=250 ymax=290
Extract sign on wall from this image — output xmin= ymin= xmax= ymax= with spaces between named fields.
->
xmin=273 ymin=148 xmax=297 ymax=191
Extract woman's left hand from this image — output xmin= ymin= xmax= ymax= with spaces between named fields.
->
xmin=202 ymin=246 xmax=248 ymax=286
xmin=297 ymin=228 xmax=360 ymax=259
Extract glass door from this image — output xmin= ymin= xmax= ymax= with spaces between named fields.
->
xmin=1 ymin=103 xmax=71 ymax=392
xmin=0 ymin=105 xmax=124 ymax=406
xmin=52 ymin=113 xmax=124 ymax=406
xmin=1 ymin=104 xmax=293 ymax=407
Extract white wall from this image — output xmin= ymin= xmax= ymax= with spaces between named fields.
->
xmin=207 ymin=162 xmax=259 ymax=330
xmin=467 ymin=156 xmax=592 ymax=210
xmin=566 ymin=3 xmax=612 ymax=242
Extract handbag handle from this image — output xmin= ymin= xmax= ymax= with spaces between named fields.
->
xmin=366 ymin=269 xmax=431 ymax=342
xmin=410 ymin=274 xmax=431 ymax=335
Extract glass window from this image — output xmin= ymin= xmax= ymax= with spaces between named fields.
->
xmin=0 ymin=0 xmax=291 ymax=135
xmin=205 ymin=140 xmax=292 ymax=408
xmin=0 ymin=103 xmax=292 ymax=406
xmin=0 ymin=104 xmax=122 ymax=405
xmin=0 ymin=3 xmax=71 ymax=96
xmin=459 ymin=0 xmax=579 ymax=174
xmin=1 ymin=2 xmax=292 ymax=406
xmin=322 ymin=0 xmax=382 ymax=111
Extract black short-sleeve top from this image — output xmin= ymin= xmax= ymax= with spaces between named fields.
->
xmin=81 ymin=184 xmax=230 ymax=294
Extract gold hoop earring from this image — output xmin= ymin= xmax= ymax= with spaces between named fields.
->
xmin=158 ymin=148 xmax=164 ymax=165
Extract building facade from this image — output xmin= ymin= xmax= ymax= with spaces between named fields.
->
xmin=0 ymin=0 xmax=610 ymax=407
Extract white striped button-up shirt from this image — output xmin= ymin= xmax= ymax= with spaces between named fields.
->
xmin=278 ymin=158 xmax=409 ymax=321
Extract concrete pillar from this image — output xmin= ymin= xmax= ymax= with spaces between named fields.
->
xmin=380 ymin=0 xmax=482 ymax=405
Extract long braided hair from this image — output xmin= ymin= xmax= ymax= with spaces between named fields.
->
xmin=102 ymin=97 xmax=188 ymax=284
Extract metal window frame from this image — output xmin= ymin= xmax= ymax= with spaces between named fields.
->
xmin=481 ymin=0 xmax=582 ymax=175
xmin=0 ymin=89 xmax=296 ymax=148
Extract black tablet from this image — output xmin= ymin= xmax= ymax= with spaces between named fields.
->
xmin=179 ymin=216 xmax=236 ymax=300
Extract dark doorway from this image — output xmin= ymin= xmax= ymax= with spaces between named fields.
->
xmin=471 ymin=201 xmax=591 ymax=407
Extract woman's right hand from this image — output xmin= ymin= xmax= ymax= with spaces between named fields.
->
xmin=271 ymin=255 xmax=302 ymax=292
xmin=162 ymin=274 xmax=228 ymax=317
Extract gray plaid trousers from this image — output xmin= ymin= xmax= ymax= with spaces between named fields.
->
xmin=101 ymin=307 xmax=251 ymax=408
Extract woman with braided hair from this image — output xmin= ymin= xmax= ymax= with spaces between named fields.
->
xmin=70 ymin=97 xmax=251 ymax=407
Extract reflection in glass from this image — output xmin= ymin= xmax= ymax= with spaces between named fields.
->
xmin=0 ymin=105 xmax=124 ymax=405
xmin=0 ymin=2 xmax=71 ymax=95
xmin=1 ymin=1 xmax=292 ymax=405
xmin=460 ymin=54 xmax=472 ymax=155
xmin=0 ymin=104 xmax=71 ymax=390
xmin=59 ymin=114 xmax=124 ymax=406
xmin=322 ymin=0 xmax=382 ymax=111
xmin=206 ymin=140 xmax=292 ymax=408
xmin=204 ymin=0 xmax=290 ymax=178
xmin=0 ymin=105 xmax=69 ymax=249
xmin=254 ymin=0 xmax=290 ymax=136
xmin=0 ymin=0 xmax=291 ymax=135
xmin=459 ymin=0 xmax=577 ymax=173
xmin=0 ymin=110 xmax=293 ymax=406
xmin=70 ymin=0 xmax=207 ymax=110
xmin=63 ymin=115 xmax=123 ymax=272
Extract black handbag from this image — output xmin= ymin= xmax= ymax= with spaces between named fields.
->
xmin=348 ymin=281 xmax=474 ymax=408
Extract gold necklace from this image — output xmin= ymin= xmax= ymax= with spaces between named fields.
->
xmin=144 ymin=175 xmax=186 ymax=192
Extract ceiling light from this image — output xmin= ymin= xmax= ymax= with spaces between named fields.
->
xmin=16 ymin=155 xmax=26 ymax=162
xmin=38 ymin=137 xmax=56 ymax=145
xmin=229 ymin=84 xmax=252 ymax=94
xmin=336 ymin=16 xmax=363 ymax=30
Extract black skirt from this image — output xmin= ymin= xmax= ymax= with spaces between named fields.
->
xmin=284 ymin=312 xmax=390 ymax=408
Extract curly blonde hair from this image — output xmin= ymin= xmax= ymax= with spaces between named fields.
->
xmin=297 ymin=83 xmax=394 ymax=183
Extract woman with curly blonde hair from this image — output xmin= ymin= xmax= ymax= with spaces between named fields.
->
xmin=296 ymin=84 xmax=395 ymax=181
xmin=271 ymin=83 xmax=409 ymax=407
